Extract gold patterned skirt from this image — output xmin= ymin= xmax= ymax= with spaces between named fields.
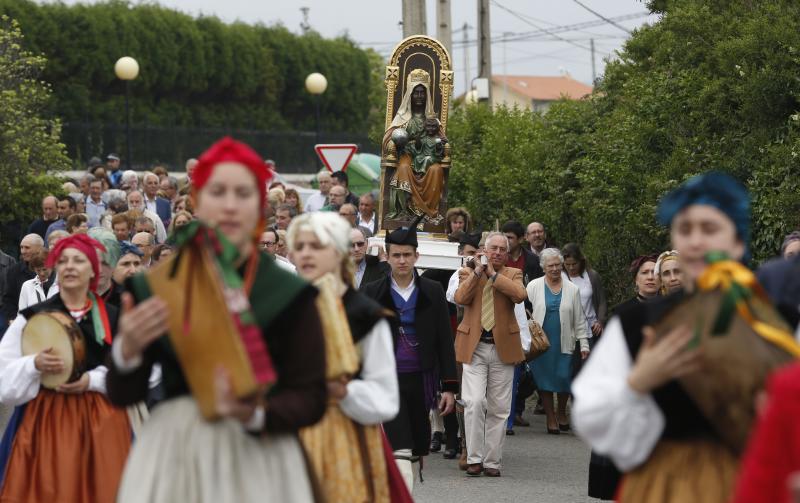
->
xmin=300 ymin=401 xmax=391 ymax=503
xmin=618 ymin=439 xmax=738 ymax=503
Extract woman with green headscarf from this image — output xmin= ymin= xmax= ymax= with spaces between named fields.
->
xmin=88 ymin=228 xmax=123 ymax=308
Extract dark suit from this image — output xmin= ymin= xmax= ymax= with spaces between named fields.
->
xmin=356 ymin=255 xmax=389 ymax=290
xmin=148 ymin=197 xmax=172 ymax=227
xmin=1 ymin=261 xmax=34 ymax=322
xmin=361 ymin=273 xmax=458 ymax=455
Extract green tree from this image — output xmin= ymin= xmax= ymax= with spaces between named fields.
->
xmin=448 ymin=0 xmax=800 ymax=306
xmin=0 ymin=15 xmax=68 ymax=233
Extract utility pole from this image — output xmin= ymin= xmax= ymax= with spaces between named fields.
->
xmin=502 ymin=32 xmax=511 ymax=106
xmin=462 ymin=23 xmax=470 ymax=95
xmin=300 ymin=7 xmax=310 ymax=34
xmin=437 ymin=0 xmax=452 ymax=56
xmin=590 ymin=38 xmax=597 ymax=83
xmin=477 ymin=0 xmax=492 ymax=105
xmin=402 ymin=0 xmax=427 ymax=38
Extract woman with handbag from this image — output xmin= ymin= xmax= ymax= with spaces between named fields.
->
xmin=526 ymin=248 xmax=590 ymax=434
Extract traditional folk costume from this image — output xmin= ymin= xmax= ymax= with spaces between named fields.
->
xmin=106 ymin=138 xmax=328 ymax=503
xmin=587 ymin=256 xmax=659 ymax=501
xmin=573 ymin=173 xmax=800 ymax=503
xmin=0 ymin=235 xmax=132 ymax=503
xmin=300 ymin=275 xmax=410 ymax=503
xmin=361 ymin=221 xmax=459 ymax=490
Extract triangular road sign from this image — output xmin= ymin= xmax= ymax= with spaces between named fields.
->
xmin=315 ymin=144 xmax=358 ymax=172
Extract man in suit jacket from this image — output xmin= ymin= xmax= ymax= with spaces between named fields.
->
xmin=454 ymin=232 xmax=527 ymax=477
xmin=351 ymin=228 xmax=389 ymax=289
xmin=142 ymin=172 xmax=172 ymax=227
xmin=361 ymin=218 xmax=458 ymax=493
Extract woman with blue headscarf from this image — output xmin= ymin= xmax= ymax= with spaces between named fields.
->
xmin=571 ymin=172 xmax=752 ymax=503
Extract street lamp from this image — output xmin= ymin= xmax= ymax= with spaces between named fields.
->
xmin=305 ymin=72 xmax=328 ymax=152
xmin=114 ymin=56 xmax=139 ymax=170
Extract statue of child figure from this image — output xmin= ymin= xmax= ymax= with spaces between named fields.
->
xmin=406 ymin=116 xmax=448 ymax=175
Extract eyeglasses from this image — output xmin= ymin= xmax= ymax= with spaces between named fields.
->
xmin=259 ymin=241 xmax=276 ymax=248
xmin=352 ymin=241 xmax=366 ymax=248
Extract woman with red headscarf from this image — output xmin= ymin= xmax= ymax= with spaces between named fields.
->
xmin=0 ymin=234 xmax=132 ymax=502
xmin=106 ymin=137 xmax=328 ymax=503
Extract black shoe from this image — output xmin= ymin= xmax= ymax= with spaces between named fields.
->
xmin=443 ymin=448 xmax=457 ymax=459
xmin=430 ymin=431 xmax=443 ymax=452
xmin=559 ymin=423 xmax=571 ymax=432
xmin=534 ymin=404 xmax=545 ymax=415
xmin=506 ymin=429 xmax=515 ymax=436
xmin=547 ymin=427 xmax=560 ymax=435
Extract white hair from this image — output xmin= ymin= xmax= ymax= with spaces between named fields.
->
xmin=484 ymin=231 xmax=509 ymax=250
xmin=121 ymin=170 xmax=138 ymax=183
xmin=143 ymin=172 xmax=160 ymax=184
xmin=539 ymin=247 xmax=564 ymax=268
xmin=286 ymin=212 xmax=352 ymax=257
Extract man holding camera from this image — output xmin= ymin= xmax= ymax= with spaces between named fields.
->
xmin=454 ymin=232 xmax=527 ymax=477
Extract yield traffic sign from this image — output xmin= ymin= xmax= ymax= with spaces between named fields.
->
xmin=315 ymin=144 xmax=358 ymax=172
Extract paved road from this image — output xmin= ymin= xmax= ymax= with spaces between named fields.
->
xmin=415 ymin=404 xmax=597 ymax=503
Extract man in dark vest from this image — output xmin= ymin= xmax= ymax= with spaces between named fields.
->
xmin=361 ymin=216 xmax=458 ymax=494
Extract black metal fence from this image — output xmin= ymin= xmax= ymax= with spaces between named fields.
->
xmin=62 ymin=123 xmax=380 ymax=174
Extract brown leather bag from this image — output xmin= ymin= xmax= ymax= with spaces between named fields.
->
xmin=524 ymin=309 xmax=550 ymax=362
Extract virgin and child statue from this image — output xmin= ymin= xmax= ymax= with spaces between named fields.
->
xmin=382 ymin=68 xmax=451 ymax=225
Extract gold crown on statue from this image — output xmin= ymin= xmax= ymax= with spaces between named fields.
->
xmin=408 ymin=69 xmax=431 ymax=85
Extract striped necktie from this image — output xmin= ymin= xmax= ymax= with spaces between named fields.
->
xmin=481 ymin=280 xmax=495 ymax=332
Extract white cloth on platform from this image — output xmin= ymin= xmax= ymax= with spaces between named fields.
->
xmin=571 ymin=316 xmax=665 ymax=471
xmin=116 ymin=396 xmax=316 ymax=503
xmin=339 ymin=319 xmax=399 ymax=425
xmin=461 ymin=341 xmax=514 ymax=469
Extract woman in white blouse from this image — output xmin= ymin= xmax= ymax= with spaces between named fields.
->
xmin=288 ymin=211 xmax=403 ymax=502
xmin=17 ymin=248 xmax=59 ymax=312
xmin=526 ymin=248 xmax=590 ymax=434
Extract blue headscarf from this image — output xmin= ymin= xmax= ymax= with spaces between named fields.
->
xmin=119 ymin=240 xmax=144 ymax=258
xmin=657 ymin=172 xmax=750 ymax=257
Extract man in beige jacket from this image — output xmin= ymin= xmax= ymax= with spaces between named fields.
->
xmin=454 ymin=232 xmax=527 ymax=477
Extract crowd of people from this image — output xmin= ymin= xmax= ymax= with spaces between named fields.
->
xmin=0 ymin=138 xmax=798 ymax=502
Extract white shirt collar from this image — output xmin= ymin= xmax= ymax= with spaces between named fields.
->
xmin=390 ymin=274 xmax=416 ymax=302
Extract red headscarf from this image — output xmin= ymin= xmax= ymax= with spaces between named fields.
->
xmin=46 ymin=234 xmax=106 ymax=292
xmin=193 ymin=137 xmax=274 ymax=209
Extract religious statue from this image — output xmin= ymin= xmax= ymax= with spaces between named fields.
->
xmin=379 ymin=36 xmax=454 ymax=233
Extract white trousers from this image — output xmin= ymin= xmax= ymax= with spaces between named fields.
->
xmin=461 ymin=341 xmax=514 ymax=469
xmin=430 ymin=408 xmax=444 ymax=434
xmin=394 ymin=448 xmax=415 ymax=493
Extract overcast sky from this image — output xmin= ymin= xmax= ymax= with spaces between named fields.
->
xmin=52 ymin=0 xmax=659 ymax=96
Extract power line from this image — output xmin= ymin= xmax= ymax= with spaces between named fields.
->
xmin=452 ymin=11 xmax=649 ymax=47
xmin=572 ymin=0 xmax=632 ymax=34
xmin=491 ymin=0 xmax=591 ymax=51
xmin=355 ymin=12 xmax=648 ymax=50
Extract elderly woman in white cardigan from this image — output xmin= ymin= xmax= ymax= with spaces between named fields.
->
xmin=526 ymin=248 xmax=590 ymax=434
